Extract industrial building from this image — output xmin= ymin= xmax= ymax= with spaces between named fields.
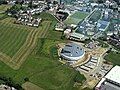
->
xmin=69 ymin=32 xmax=88 ymax=41
xmin=60 ymin=43 xmax=85 ymax=64
xmin=95 ymin=65 xmax=120 ymax=90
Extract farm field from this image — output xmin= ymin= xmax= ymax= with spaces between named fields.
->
xmin=64 ymin=11 xmax=89 ymax=25
xmin=0 ymin=5 xmax=12 ymax=12
xmin=0 ymin=12 xmax=87 ymax=90
xmin=0 ymin=13 xmax=4 ymax=17
xmin=0 ymin=39 xmax=81 ymax=90
xmin=0 ymin=17 xmax=52 ymax=70
xmin=0 ymin=13 xmax=8 ymax=20
xmin=0 ymin=19 xmax=29 ymax=57
xmin=34 ymin=12 xmax=63 ymax=40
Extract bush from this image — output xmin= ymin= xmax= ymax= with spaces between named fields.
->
xmin=0 ymin=0 xmax=7 ymax=5
xmin=24 ymin=77 xmax=29 ymax=82
xmin=74 ymin=72 xmax=86 ymax=83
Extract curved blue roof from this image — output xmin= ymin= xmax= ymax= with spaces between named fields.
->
xmin=61 ymin=43 xmax=84 ymax=58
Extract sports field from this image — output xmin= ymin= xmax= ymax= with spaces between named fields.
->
xmin=64 ymin=11 xmax=88 ymax=25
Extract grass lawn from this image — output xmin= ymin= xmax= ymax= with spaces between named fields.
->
xmin=64 ymin=11 xmax=88 ymax=25
xmin=71 ymin=12 xmax=88 ymax=19
xmin=104 ymin=51 xmax=120 ymax=66
xmin=34 ymin=12 xmax=57 ymax=21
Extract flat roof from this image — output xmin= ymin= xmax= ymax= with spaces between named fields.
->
xmin=101 ymin=81 xmax=120 ymax=90
xmin=105 ymin=65 xmax=120 ymax=84
xmin=61 ymin=43 xmax=84 ymax=58
xmin=70 ymin=32 xmax=85 ymax=39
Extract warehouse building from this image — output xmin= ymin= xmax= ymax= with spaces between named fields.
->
xmin=95 ymin=65 xmax=120 ymax=90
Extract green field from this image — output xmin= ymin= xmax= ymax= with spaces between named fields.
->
xmin=34 ymin=12 xmax=63 ymax=40
xmin=0 ymin=20 xmax=29 ymax=57
xmin=0 ymin=13 xmax=9 ymax=20
xmin=104 ymin=51 xmax=120 ymax=66
xmin=0 ymin=12 xmax=62 ymax=69
xmin=0 ymin=5 xmax=12 ymax=12
xmin=0 ymin=5 xmax=11 ymax=20
xmin=0 ymin=39 xmax=86 ymax=90
xmin=0 ymin=13 xmax=5 ymax=18
xmin=0 ymin=12 xmax=86 ymax=90
xmin=64 ymin=12 xmax=88 ymax=25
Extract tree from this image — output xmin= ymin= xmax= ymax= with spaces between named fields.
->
xmin=74 ymin=72 xmax=86 ymax=83
xmin=53 ymin=1 xmax=58 ymax=5
xmin=0 ymin=75 xmax=24 ymax=90
xmin=0 ymin=0 xmax=7 ymax=5
xmin=28 ymin=0 xmax=33 ymax=8
xmin=97 ymin=0 xmax=104 ymax=3
xmin=113 ymin=0 xmax=120 ymax=5
xmin=24 ymin=77 xmax=29 ymax=82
